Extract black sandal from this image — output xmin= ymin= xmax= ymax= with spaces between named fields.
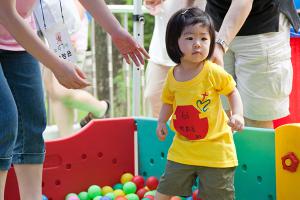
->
xmin=79 ymin=100 xmax=110 ymax=128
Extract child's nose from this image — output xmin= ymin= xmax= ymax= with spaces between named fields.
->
xmin=193 ymin=41 xmax=201 ymax=48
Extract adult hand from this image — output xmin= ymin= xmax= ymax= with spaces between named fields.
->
xmin=210 ymin=44 xmax=225 ymax=67
xmin=111 ymin=28 xmax=150 ymax=66
xmin=51 ymin=59 xmax=90 ymax=89
xmin=144 ymin=0 xmax=162 ymax=7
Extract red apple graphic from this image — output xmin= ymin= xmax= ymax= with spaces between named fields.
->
xmin=173 ymin=105 xmax=208 ymax=140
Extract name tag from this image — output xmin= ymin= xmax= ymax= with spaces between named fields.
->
xmin=43 ymin=22 xmax=77 ymax=63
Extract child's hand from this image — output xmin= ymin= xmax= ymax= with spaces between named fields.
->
xmin=156 ymin=121 xmax=168 ymax=141
xmin=227 ymin=114 xmax=244 ymax=132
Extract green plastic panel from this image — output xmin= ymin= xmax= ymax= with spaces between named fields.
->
xmin=234 ymin=128 xmax=276 ymax=200
xmin=135 ymin=118 xmax=276 ymax=200
xmin=135 ymin=117 xmax=174 ymax=179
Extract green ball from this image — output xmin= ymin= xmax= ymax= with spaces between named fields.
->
xmin=123 ymin=181 xmax=137 ymax=194
xmin=113 ymin=183 xmax=123 ymax=190
xmin=144 ymin=190 xmax=156 ymax=197
xmin=88 ymin=185 xmax=102 ymax=199
xmin=65 ymin=193 xmax=78 ymax=200
xmin=78 ymin=191 xmax=89 ymax=200
xmin=126 ymin=193 xmax=139 ymax=200
xmin=105 ymin=192 xmax=116 ymax=200
xmin=93 ymin=196 xmax=102 ymax=200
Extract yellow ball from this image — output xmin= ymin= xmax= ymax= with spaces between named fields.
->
xmin=120 ymin=172 xmax=133 ymax=184
xmin=113 ymin=189 xmax=125 ymax=197
xmin=102 ymin=186 xmax=114 ymax=195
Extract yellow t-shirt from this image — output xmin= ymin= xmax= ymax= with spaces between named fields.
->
xmin=161 ymin=60 xmax=238 ymax=168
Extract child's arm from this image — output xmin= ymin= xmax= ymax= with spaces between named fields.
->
xmin=156 ymin=103 xmax=173 ymax=141
xmin=226 ymin=88 xmax=245 ymax=131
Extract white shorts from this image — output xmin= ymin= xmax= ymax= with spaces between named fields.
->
xmin=222 ymin=14 xmax=292 ymax=121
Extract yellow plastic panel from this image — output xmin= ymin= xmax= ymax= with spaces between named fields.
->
xmin=275 ymin=124 xmax=300 ymax=200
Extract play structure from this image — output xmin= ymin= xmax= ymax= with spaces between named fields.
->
xmin=4 ymin=3 xmax=300 ymax=199
xmin=4 ymin=118 xmax=300 ymax=200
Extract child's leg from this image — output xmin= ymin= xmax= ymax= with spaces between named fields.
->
xmin=197 ymin=167 xmax=236 ymax=200
xmin=155 ymin=191 xmax=172 ymax=200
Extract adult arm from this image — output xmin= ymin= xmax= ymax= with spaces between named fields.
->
xmin=79 ymin=0 xmax=150 ymax=66
xmin=211 ymin=0 xmax=253 ymax=66
xmin=0 ymin=0 xmax=89 ymax=89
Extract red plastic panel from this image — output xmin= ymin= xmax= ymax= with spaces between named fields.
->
xmin=5 ymin=118 xmax=136 ymax=200
xmin=274 ymin=38 xmax=300 ymax=128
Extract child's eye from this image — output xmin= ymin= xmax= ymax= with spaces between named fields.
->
xmin=186 ymin=37 xmax=193 ymax=40
xmin=201 ymin=37 xmax=208 ymax=41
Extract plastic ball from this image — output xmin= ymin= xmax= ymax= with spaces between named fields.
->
xmin=123 ymin=181 xmax=137 ymax=194
xmin=68 ymin=196 xmax=80 ymax=200
xmin=145 ymin=176 xmax=159 ymax=190
xmin=105 ymin=192 xmax=116 ymax=200
xmin=192 ymin=189 xmax=202 ymax=200
xmin=170 ymin=196 xmax=181 ymax=200
xmin=101 ymin=196 xmax=112 ymax=200
xmin=185 ymin=197 xmax=193 ymax=200
xmin=131 ymin=175 xmax=145 ymax=190
xmin=136 ymin=187 xmax=149 ymax=199
xmin=144 ymin=195 xmax=154 ymax=200
xmin=42 ymin=194 xmax=48 ymax=200
xmin=144 ymin=190 xmax=156 ymax=197
xmin=78 ymin=191 xmax=89 ymax=200
xmin=113 ymin=189 xmax=125 ymax=197
xmin=121 ymin=173 xmax=134 ymax=184
xmin=113 ymin=183 xmax=123 ymax=190
xmin=115 ymin=196 xmax=127 ymax=200
xmin=93 ymin=196 xmax=102 ymax=200
xmin=88 ymin=185 xmax=102 ymax=199
xmin=65 ymin=193 xmax=78 ymax=200
xmin=102 ymin=186 xmax=113 ymax=195
xmin=125 ymin=193 xmax=139 ymax=200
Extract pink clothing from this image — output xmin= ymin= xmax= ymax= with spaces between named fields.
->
xmin=0 ymin=0 xmax=37 ymax=51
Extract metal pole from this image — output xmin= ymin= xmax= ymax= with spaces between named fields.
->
xmin=91 ymin=18 xmax=98 ymax=98
xmin=123 ymin=13 xmax=131 ymax=116
xmin=132 ymin=0 xmax=144 ymax=116
xmin=107 ymin=34 xmax=114 ymax=117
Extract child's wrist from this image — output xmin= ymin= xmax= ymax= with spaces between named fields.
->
xmin=158 ymin=119 xmax=167 ymax=123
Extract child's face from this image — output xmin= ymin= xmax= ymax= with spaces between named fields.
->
xmin=178 ymin=23 xmax=211 ymax=63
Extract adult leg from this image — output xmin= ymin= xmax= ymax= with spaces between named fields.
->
xmin=13 ymin=164 xmax=43 ymax=200
xmin=144 ymin=62 xmax=170 ymax=117
xmin=244 ymin=118 xmax=273 ymax=128
xmin=0 ymin=60 xmax=18 ymax=200
xmin=2 ymin=51 xmax=46 ymax=200
xmin=231 ymin=14 xmax=291 ymax=128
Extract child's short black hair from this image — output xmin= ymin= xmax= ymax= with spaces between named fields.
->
xmin=166 ymin=7 xmax=216 ymax=64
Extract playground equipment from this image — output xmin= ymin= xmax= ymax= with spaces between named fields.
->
xmin=5 ymin=117 xmax=298 ymax=200
xmin=275 ymin=124 xmax=300 ymax=200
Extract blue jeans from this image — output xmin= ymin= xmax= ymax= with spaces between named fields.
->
xmin=0 ymin=50 xmax=46 ymax=170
